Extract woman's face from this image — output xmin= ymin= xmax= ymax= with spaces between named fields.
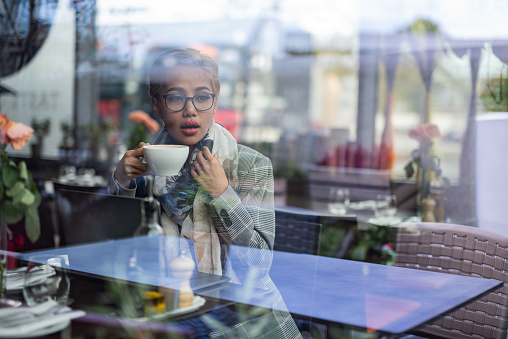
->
xmin=153 ymin=66 xmax=217 ymax=148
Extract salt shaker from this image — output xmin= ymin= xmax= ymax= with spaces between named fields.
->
xmin=165 ymin=251 xmax=195 ymax=309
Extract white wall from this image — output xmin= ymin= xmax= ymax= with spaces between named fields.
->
xmin=0 ymin=0 xmax=75 ymax=158
xmin=476 ymin=113 xmax=508 ymax=236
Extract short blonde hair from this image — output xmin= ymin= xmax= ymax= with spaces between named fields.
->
xmin=148 ymin=48 xmax=220 ymax=98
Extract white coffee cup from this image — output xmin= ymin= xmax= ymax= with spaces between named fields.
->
xmin=142 ymin=145 xmax=189 ymax=176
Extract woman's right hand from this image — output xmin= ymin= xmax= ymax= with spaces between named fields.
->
xmin=113 ymin=142 xmax=153 ymax=188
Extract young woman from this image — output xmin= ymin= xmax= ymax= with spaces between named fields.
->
xmin=111 ymin=48 xmax=275 ymax=281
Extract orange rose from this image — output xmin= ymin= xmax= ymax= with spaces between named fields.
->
xmin=0 ymin=114 xmax=14 ymax=144
xmin=129 ymin=110 xmax=149 ymax=124
xmin=6 ymin=123 xmax=33 ymax=150
xmin=144 ymin=118 xmax=160 ymax=133
xmin=129 ymin=110 xmax=160 ymax=134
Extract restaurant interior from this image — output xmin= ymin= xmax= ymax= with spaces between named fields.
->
xmin=2 ymin=0 xmax=508 ymax=338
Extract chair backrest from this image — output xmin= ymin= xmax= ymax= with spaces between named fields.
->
xmin=396 ymin=222 xmax=508 ymax=339
xmin=52 ymin=180 xmax=108 ymax=194
xmin=274 ymin=207 xmax=322 ymax=255
xmin=55 ymin=189 xmax=142 ymax=246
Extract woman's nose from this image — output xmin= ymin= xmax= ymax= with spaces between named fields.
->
xmin=182 ymin=100 xmax=197 ymax=117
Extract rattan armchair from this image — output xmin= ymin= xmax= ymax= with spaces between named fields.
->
xmin=274 ymin=208 xmax=322 ymax=255
xmin=396 ymin=222 xmax=508 ymax=339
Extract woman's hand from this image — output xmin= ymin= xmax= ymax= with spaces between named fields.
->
xmin=191 ymin=146 xmax=228 ymax=199
xmin=113 ymin=142 xmax=153 ymax=188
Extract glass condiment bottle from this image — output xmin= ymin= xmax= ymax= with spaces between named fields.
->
xmin=421 ymin=197 xmax=436 ymax=222
xmin=129 ymin=176 xmax=163 ymax=289
xmin=133 ymin=176 xmax=163 ymax=237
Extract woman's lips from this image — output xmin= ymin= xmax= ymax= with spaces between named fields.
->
xmin=180 ymin=121 xmax=199 ymax=136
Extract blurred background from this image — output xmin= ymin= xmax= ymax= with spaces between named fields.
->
xmin=2 ymin=0 xmax=508 ymax=228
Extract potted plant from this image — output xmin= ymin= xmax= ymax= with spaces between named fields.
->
xmin=59 ymin=121 xmax=73 ymax=161
xmin=480 ymin=76 xmax=508 ymax=112
xmin=127 ymin=110 xmax=160 ymax=150
xmin=30 ymin=118 xmax=50 ymax=158
xmin=0 ymin=114 xmax=41 ymax=301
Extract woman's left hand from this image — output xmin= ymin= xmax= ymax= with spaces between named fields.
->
xmin=191 ymin=146 xmax=229 ymax=199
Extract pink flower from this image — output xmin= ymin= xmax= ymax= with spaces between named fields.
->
xmin=6 ymin=123 xmax=33 ymax=150
xmin=408 ymin=126 xmax=423 ymax=142
xmin=421 ymin=122 xmax=440 ymax=139
xmin=408 ymin=123 xmax=440 ymax=142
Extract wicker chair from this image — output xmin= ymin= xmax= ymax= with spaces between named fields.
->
xmin=274 ymin=208 xmax=322 ymax=255
xmin=396 ymin=222 xmax=508 ymax=339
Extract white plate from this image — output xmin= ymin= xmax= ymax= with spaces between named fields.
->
xmin=367 ymin=216 xmax=403 ymax=226
xmin=0 ymin=320 xmax=70 ymax=338
xmin=135 ymin=295 xmax=206 ymax=321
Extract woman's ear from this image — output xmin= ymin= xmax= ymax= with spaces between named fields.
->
xmin=152 ymin=97 xmax=162 ymax=119
xmin=211 ymin=96 xmax=218 ymax=118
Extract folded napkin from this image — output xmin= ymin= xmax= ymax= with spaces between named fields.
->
xmin=5 ymin=265 xmax=56 ymax=291
xmin=0 ymin=300 xmax=85 ymax=337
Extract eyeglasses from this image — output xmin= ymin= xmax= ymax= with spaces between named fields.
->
xmin=154 ymin=93 xmax=216 ymax=112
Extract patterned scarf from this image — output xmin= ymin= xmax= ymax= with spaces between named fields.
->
xmin=152 ymin=122 xmax=239 ymax=275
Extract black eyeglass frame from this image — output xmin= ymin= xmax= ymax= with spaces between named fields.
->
xmin=154 ymin=93 xmax=216 ymax=112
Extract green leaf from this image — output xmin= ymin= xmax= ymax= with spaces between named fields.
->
xmin=404 ymin=161 xmax=415 ymax=178
xmin=2 ymin=164 xmax=19 ymax=188
xmin=18 ymin=161 xmax=28 ymax=181
xmin=0 ymin=152 xmax=7 ymax=169
xmin=13 ymin=188 xmax=35 ymax=207
xmin=0 ymin=182 xmax=4 ymax=201
xmin=349 ymin=243 xmax=368 ymax=261
xmin=4 ymin=201 xmax=24 ymax=224
xmin=6 ymin=181 xmax=24 ymax=198
xmin=25 ymin=206 xmax=41 ymax=244
xmin=32 ymin=189 xmax=41 ymax=208
xmin=28 ymin=180 xmax=41 ymax=207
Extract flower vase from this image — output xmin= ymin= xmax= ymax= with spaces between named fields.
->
xmin=0 ymin=220 xmax=6 ymax=300
xmin=415 ymin=165 xmax=425 ymax=220
xmin=415 ymin=147 xmax=436 ymax=221
xmin=378 ymin=93 xmax=395 ymax=170
xmin=0 ymin=220 xmax=21 ymax=307
xmin=31 ymin=142 xmax=44 ymax=158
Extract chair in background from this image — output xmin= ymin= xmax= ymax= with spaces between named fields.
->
xmin=272 ymin=207 xmax=325 ymax=338
xmin=52 ymin=180 xmax=108 ymax=194
xmin=396 ymin=222 xmax=508 ymax=339
xmin=274 ymin=206 xmax=357 ymax=257
xmin=54 ymin=189 xmax=142 ymax=247
xmin=274 ymin=208 xmax=323 ymax=255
